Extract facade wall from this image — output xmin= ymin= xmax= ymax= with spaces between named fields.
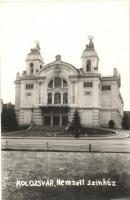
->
xmin=15 ymin=83 xmax=21 ymax=110
xmin=100 ymin=109 xmax=122 ymax=128
xmin=80 ymin=108 xmax=99 ymax=127
xmin=18 ymin=109 xmax=32 ymax=125
xmin=15 ymin=73 xmax=123 ymax=128
xmin=33 ymin=108 xmax=43 ymax=125
xmin=18 ymin=108 xmax=43 ymax=125
xmin=15 ymin=41 xmax=123 ymax=128
xmin=100 ymin=110 xmax=112 ymax=127
xmin=78 ymin=78 xmax=98 ymax=107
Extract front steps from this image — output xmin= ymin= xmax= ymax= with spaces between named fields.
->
xmin=31 ymin=125 xmax=66 ymax=132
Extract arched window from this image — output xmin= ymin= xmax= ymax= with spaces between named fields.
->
xmin=63 ymin=93 xmax=68 ymax=104
xmin=30 ymin=63 xmax=34 ymax=74
xmin=48 ymin=77 xmax=68 ymax=89
xmin=86 ymin=60 xmax=91 ymax=72
xmin=54 ymin=77 xmax=61 ymax=88
xmin=48 ymin=93 xmax=52 ymax=104
xmin=63 ymin=79 xmax=68 ymax=88
xmin=48 ymin=79 xmax=53 ymax=88
xmin=54 ymin=93 xmax=61 ymax=104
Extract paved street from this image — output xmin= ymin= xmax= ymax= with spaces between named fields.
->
xmin=1 ymin=130 xmax=130 ymax=152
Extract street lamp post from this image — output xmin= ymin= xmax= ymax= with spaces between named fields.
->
xmin=31 ymin=105 xmax=33 ymax=123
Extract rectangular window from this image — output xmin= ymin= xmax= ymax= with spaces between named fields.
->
xmin=83 ymin=82 xmax=93 ymax=87
xmin=102 ymin=85 xmax=111 ymax=91
xmin=48 ymin=93 xmax=52 ymax=104
xmin=26 ymin=93 xmax=31 ymax=96
xmin=25 ymin=84 xmax=34 ymax=89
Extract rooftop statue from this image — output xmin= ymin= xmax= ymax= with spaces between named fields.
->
xmin=35 ymin=40 xmax=40 ymax=51
xmin=85 ymin=35 xmax=95 ymax=51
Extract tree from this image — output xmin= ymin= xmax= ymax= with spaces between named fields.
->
xmin=1 ymin=104 xmax=18 ymax=131
xmin=122 ymin=113 xmax=130 ymax=130
xmin=70 ymin=110 xmax=81 ymax=138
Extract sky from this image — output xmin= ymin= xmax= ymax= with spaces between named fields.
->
xmin=0 ymin=0 xmax=130 ymax=110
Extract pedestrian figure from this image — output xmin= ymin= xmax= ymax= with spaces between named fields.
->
xmin=89 ymin=144 xmax=92 ymax=152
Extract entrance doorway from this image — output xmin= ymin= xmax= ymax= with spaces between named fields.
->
xmin=62 ymin=116 xmax=68 ymax=126
xmin=44 ymin=116 xmax=51 ymax=126
xmin=53 ymin=116 xmax=60 ymax=126
xmin=43 ymin=109 xmax=68 ymax=127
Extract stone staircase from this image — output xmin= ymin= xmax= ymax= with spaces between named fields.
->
xmin=31 ymin=125 xmax=65 ymax=132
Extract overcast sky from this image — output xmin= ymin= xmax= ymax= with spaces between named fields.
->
xmin=0 ymin=1 xmax=130 ymax=110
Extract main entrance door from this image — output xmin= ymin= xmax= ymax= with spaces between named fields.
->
xmin=44 ymin=116 xmax=51 ymax=126
xmin=43 ymin=109 xmax=68 ymax=127
xmin=53 ymin=116 xmax=60 ymax=126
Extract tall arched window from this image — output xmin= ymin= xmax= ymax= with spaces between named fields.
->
xmin=48 ymin=93 xmax=52 ymax=104
xmin=30 ymin=63 xmax=34 ymax=74
xmin=48 ymin=77 xmax=68 ymax=104
xmin=48 ymin=77 xmax=68 ymax=89
xmin=54 ymin=93 xmax=61 ymax=104
xmin=48 ymin=79 xmax=53 ymax=88
xmin=86 ymin=60 xmax=91 ymax=72
xmin=54 ymin=77 xmax=61 ymax=88
xmin=63 ymin=93 xmax=68 ymax=104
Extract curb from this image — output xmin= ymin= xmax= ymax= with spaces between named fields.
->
xmin=1 ymin=148 xmax=130 ymax=153
xmin=2 ymin=133 xmax=129 ymax=140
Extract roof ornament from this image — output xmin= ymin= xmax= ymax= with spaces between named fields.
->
xmin=35 ymin=40 xmax=40 ymax=51
xmin=88 ymin=35 xmax=93 ymax=41
xmin=85 ymin=35 xmax=94 ymax=51
xmin=55 ymin=54 xmax=61 ymax=61
xmin=88 ymin=35 xmax=94 ymax=49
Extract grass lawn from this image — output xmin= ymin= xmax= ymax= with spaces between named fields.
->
xmin=2 ymin=152 xmax=130 ymax=200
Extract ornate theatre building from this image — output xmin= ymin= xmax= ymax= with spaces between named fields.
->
xmin=15 ymin=37 xmax=123 ymax=128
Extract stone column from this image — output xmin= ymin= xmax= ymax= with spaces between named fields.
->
xmin=52 ymin=92 xmax=54 ymax=104
xmin=71 ymin=81 xmax=75 ymax=104
xmin=61 ymin=92 xmax=63 ymax=104
xmin=38 ymin=82 xmax=41 ymax=103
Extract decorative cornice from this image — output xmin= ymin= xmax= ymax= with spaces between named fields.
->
xmin=14 ymin=76 xmax=46 ymax=82
xmin=101 ymin=76 xmax=118 ymax=81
